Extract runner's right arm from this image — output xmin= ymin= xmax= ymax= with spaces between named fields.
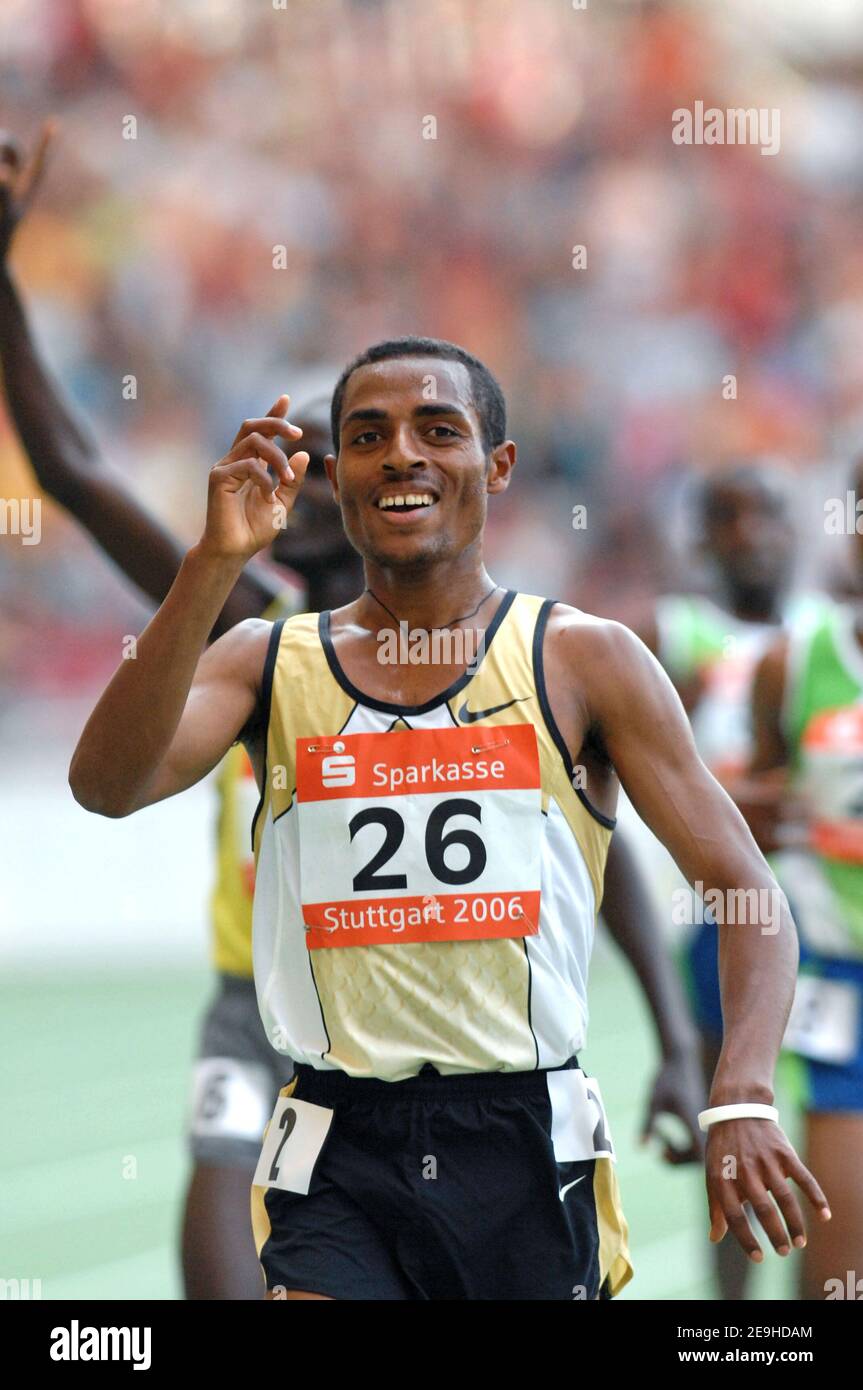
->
xmin=69 ymin=405 xmax=309 ymax=816
xmin=0 ymin=125 xmax=282 ymax=635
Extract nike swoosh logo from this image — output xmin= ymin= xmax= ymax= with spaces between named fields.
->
xmin=559 ymin=1175 xmax=586 ymax=1201
xmin=457 ymin=696 xmax=529 ymax=723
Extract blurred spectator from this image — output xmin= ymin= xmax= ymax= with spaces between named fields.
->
xmin=3 ymin=0 xmax=863 ymax=698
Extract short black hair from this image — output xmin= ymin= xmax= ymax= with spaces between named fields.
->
xmin=330 ymin=336 xmax=506 ymax=453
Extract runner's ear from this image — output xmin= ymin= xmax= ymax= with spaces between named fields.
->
xmin=486 ymin=441 xmax=516 ymax=493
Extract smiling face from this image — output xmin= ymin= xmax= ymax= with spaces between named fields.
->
xmin=326 ymin=356 xmax=514 ymax=573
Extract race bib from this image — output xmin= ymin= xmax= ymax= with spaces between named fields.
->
xmin=296 ymin=724 xmax=542 ymax=949
xmin=801 ymin=705 xmax=863 ymax=863
xmin=547 ymin=1069 xmax=616 ymax=1162
xmin=253 ymin=1093 xmax=334 ymax=1195
xmin=783 ymin=974 xmax=860 ymax=1065
xmin=189 ymin=1057 xmax=274 ymax=1142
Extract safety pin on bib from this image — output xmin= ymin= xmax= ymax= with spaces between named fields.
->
xmin=471 ymin=738 xmax=510 ymax=754
xmin=510 ymin=902 xmax=538 ymax=933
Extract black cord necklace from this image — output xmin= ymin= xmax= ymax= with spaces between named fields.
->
xmin=364 ymin=581 xmax=501 ymax=633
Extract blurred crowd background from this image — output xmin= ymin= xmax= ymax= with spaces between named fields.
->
xmin=5 ymin=0 xmax=863 ymax=708
xmin=4 ymin=0 xmax=863 ymax=1303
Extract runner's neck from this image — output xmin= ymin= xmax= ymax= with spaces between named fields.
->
xmin=354 ymin=563 xmax=499 ymax=636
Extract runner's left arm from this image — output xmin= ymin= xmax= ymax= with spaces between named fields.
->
xmin=570 ymin=617 xmax=830 ymax=1260
xmin=601 ymin=834 xmax=705 ymax=1162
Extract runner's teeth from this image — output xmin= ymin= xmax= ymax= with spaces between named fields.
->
xmin=377 ymin=494 xmax=436 ymax=509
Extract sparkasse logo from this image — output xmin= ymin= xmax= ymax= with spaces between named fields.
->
xmin=322 ymin=752 xmax=355 ymax=788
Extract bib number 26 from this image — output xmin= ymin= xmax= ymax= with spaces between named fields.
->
xmin=296 ymin=724 xmax=543 ymax=947
xmin=351 ymin=798 xmax=486 ymax=891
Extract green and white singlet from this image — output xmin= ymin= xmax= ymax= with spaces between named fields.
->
xmin=776 ymin=600 xmax=863 ymax=960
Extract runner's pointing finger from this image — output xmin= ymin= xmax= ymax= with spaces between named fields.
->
xmin=231 ymin=399 xmax=302 ymax=450
xmin=227 ymin=432 xmax=294 ymax=483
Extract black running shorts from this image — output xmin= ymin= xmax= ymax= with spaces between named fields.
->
xmin=252 ymin=1059 xmax=631 ymax=1300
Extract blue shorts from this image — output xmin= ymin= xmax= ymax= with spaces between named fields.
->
xmin=786 ymin=950 xmax=863 ymax=1114
xmin=682 ymin=919 xmax=863 ymax=1112
xmin=682 ymin=915 xmax=723 ymax=1043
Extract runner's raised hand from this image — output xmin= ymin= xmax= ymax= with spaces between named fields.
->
xmin=201 ymin=395 xmax=310 ymax=562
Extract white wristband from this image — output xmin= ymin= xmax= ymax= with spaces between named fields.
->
xmin=698 ymin=1103 xmax=779 ymax=1132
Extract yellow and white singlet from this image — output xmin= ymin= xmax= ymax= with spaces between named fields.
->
xmin=210 ymin=589 xmax=300 ymax=978
xmin=251 ymin=590 xmax=616 ymax=1079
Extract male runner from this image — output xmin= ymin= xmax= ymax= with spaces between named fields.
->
xmin=69 ymin=337 xmax=829 ymax=1299
xmin=749 ymin=461 xmax=863 ymax=1299
xmin=616 ymin=466 xmax=830 ymax=1295
xmin=2 ymin=133 xmax=702 ymax=1293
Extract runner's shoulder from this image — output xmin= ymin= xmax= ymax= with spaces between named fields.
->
xmin=544 ymin=601 xmax=655 ymax=672
xmin=206 ymin=616 xmax=278 ymax=687
xmin=582 ymin=595 xmax=659 ymax=654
